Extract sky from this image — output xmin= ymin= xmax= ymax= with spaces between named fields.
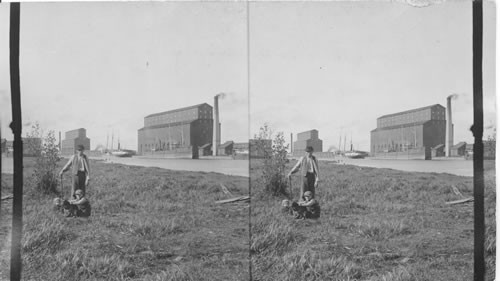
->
xmin=0 ymin=1 xmax=497 ymax=152
xmin=0 ymin=2 xmax=248 ymax=150
xmin=249 ymin=0 xmax=496 ymax=152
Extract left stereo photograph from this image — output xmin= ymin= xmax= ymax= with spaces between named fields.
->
xmin=0 ymin=2 xmax=250 ymax=281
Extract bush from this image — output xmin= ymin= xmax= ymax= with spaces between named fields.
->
xmin=27 ymin=123 xmax=61 ymax=195
xmin=254 ymin=124 xmax=290 ymax=197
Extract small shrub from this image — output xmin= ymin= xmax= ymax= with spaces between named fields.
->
xmin=26 ymin=123 xmax=61 ymax=195
xmin=253 ymin=124 xmax=290 ymax=197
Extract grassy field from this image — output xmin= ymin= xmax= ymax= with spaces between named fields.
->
xmin=250 ymin=159 xmax=496 ymax=281
xmin=1 ymin=157 xmax=249 ymax=281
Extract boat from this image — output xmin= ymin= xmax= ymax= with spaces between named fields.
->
xmin=344 ymin=150 xmax=369 ymax=159
xmin=111 ymin=150 xmax=133 ymax=157
xmin=343 ymin=135 xmax=368 ymax=159
xmin=106 ymin=135 xmax=134 ymax=157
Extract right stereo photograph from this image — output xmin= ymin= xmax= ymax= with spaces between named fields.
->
xmin=248 ymin=1 xmax=496 ymax=281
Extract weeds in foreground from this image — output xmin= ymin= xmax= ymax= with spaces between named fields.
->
xmin=251 ymin=160 xmax=495 ymax=281
xmin=1 ymin=159 xmax=249 ymax=281
xmin=283 ymin=250 xmax=362 ymax=281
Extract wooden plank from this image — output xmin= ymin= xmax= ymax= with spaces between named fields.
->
xmin=215 ymin=196 xmax=250 ymax=204
xmin=451 ymin=185 xmax=464 ymax=198
xmin=219 ymin=184 xmax=233 ymax=196
xmin=1 ymin=194 xmax=13 ymax=201
xmin=445 ymin=198 xmax=474 ymax=205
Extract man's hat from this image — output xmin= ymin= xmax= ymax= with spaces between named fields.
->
xmin=303 ymin=191 xmax=313 ymax=198
xmin=77 ymin=145 xmax=85 ymax=151
xmin=305 ymin=146 xmax=314 ymax=152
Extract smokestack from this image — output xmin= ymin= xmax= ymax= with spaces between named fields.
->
xmin=58 ymin=131 xmax=61 ymax=152
xmin=213 ymin=95 xmax=220 ymax=156
xmin=290 ymin=133 xmax=293 ymax=154
xmin=218 ymin=123 xmax=221 ymax=147
xmin=445 ymin=96 xmax=454 ymax=157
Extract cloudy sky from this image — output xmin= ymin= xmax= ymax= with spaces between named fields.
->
xmin=0 ymin=2 xmax=248 ymax=150
xmin=249 ymin=0 xmax=496 ymax=151
xmin=0 ymin=1 xmax=497 ymax=152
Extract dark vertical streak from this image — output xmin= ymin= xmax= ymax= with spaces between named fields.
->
xmin=0 ymin=125 xmax=2 ymax=213
xmin=9 ymin=3 xmax=23 ymax=281
xmin=246 ymin=1 xmax=252 ymax=280
xmin=472 ymin=1 xmax=485 ymax=281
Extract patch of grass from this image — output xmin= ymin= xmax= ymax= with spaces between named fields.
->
xmin=22 ymin=217 xmax=76 ymax=254
xmin=1 ymin=157 xmax=249 ymax=281
xmin=354 ymin=219 xmax=412 ymax=241
xmin=251 ymin=159 xmax=495 ymax=280
xmin=282 ymin=250 xmax=362 ymax=281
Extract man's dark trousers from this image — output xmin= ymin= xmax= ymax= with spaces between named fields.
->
xmin=300 ymin=172 xmax=316 ymax=200
xmin=72 ymin=171 xmax=86 ymax=197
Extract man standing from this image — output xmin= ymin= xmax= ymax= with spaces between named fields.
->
xmin=288 ymin=146 xmax=319 ymax=200
xmin=59 ymin=144 xmax=90 ymax=197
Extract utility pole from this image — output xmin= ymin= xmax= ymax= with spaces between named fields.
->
xmin=9 ymin=3 xmax=23 ymax=280
xmin=472 ymin=0 xmax=485 ymax=280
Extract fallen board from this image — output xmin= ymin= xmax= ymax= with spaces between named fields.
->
xmin=445 ymin=197 xmax=473 ymax=205
xmin=1 ymin=194 xmax=13 ymax=200
xmin=451 ymin=185 xmax=464 ymax=198
xmin=215 ymin=196 xmax=250 ymax=204
xmin=219 ymin=184 xmax=233 ymax=196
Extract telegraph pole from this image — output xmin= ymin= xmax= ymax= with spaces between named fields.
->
xmin=9 ymin=3 xmax=23 ymax=280
xmin=472 ymin=0 xmax=485 ymax=280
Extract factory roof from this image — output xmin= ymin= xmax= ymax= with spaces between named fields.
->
xmin=67 ymin=128 xmax=86 ymax=132
xmin=451 ymin=142 xmax=467 ymax=149
xmin=199 ymin=143 xmax=212 ymax=149
xmin=219 ymin=141 xmax=234 ymax=148
xmin=138 ymin=120 xmax=193 ymax=131
xmin=370 ymin=121 xmax=430 ymax=132
xmin=298 ymin=129 xmax=318 ymax=134
xmin=432 ymin=144 xmax=445 ymax=150
xmin=145 ymin=103 xmax=212 ymax=118
xmin=377 ymin=104 xmax=444 ymax=120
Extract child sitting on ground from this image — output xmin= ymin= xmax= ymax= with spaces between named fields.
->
xmin=298 ymin=191 xmax=320 ymax=219
xmin=281 ymin=191 xmax=320 ymax=219
xmin=53 ymin=189 xmax=91 ymax=217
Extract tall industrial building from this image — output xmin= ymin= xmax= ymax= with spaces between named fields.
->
xmin=293 ymin=129 xmax=323 ymax=153
xmin=61 ymin=128 xmax=91 ymax=155
xmin=370 ymin=104 xmax=446 ymax=155
xmin=137 ymin=103 xmax=213 ymax=156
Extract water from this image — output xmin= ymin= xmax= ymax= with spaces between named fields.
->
xmin=1 ymin=156 xmax=476 ymax=177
